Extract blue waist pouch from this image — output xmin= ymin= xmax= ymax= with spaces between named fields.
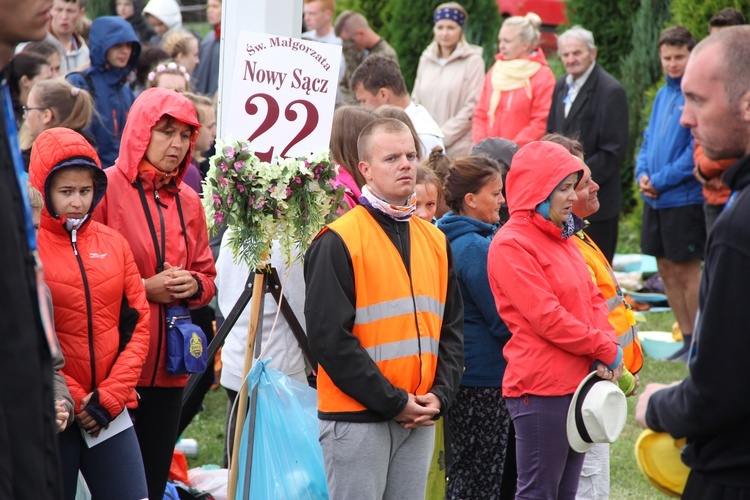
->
xmin=165 ymin=305 xmax=208 ymax=375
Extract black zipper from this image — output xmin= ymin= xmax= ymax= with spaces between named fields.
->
xmin=71 ymin=229 xmax=97 ymax=391
xmin=395 ymin=221 xmax=424 ymax=392
xmin=149 ymin=189 xmax=169 ymax=387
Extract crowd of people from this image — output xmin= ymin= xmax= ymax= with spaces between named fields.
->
xmin=3 ymin=0 xmax=750 ymax=499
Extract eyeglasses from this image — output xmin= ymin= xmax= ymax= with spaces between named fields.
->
xmin=22 ymin=105 xmax=47 ymax=117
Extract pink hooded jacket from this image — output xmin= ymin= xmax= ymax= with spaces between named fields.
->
xmin=488 ymin=141 xmax=619 ymax=397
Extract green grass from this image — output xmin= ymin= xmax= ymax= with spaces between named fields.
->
xmin=183 ymin=209 xmax=687 ymax=497
xmin=184 ymin=352 xmax=688 ymax=498
xmin=610 ymin=356 xmax=688 ymax=499
xmin=182 ymin=387 xmax=227 ymax=469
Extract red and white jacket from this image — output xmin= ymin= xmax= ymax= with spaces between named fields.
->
xmin=93 ymin=88 xmax=216 ymax=388
xmin=30 ymin=127 xmax=150 ymax=417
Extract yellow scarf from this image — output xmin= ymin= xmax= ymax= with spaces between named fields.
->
xmin=488 ymin=57 xmax=541 ymax=127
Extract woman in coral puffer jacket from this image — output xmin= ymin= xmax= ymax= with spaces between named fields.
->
xmin=30 ymin=127 xmax=150 ymax=500
xmin=93 ymin=87 xmax=216 ymax=500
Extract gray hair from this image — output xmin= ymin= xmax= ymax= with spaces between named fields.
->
xmin=558 ymin=25 xmax=596 ymax=53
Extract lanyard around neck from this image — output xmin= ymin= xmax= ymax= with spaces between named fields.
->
xmin=1 ymin=77 xmax=36 ymax=252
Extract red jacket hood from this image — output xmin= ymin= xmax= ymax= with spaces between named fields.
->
xmin=114 ymin=87 xmax=201 ymax=187
xmin=505 ymin=141 xmax=583 ymax=216
xmin=495 ymin=48 xmax=549 ymax=66
xmin=29 ymin=127 xmax=107 ymax=227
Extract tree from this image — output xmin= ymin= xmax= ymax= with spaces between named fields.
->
xmin=461 ymin=0 xmax=502 ymax=71
xmin=86 ymin=0 xmax=111 ymax=18
xmin=385 ymin=1 xmax=436 ymax=90
xmin=619 ymin=0 xmax=672 ymax=214
xmin=671 ymin=0 xmax=750 ymax=40
xmin=564 ymin=0 xmax=639 ymax=80
xmin=335 ymin=0 xmax=393 ymax=37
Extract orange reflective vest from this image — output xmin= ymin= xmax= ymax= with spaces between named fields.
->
xmin=575 ymin=231 xmax=644 ymax=373
xmin=316 ymin=206 xmax=449 ymax=414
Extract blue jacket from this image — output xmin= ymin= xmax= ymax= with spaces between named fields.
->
xmin=67 ymin=17 xmax=140 ymax=168
xmin=635 ymin=76 xmax=702 ymax=209
xmin=438 ymin=212 xmax=511 ymax=387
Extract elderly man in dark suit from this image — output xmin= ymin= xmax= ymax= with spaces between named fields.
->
xmin=547 ymin=26 xmax=628 ymax=263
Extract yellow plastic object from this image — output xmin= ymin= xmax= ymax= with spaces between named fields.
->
xmin=634 ymin=429 xmax=690 ymax=497
xmin=672 ymin=321 xmax=683 ymax=342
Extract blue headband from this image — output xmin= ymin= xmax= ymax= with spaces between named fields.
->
xmin=433 ymin=8 xmax=465 ymax=27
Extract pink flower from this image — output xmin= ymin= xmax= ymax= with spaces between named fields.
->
xmin=224 ymin=146 xmax=236 ymax=159
xmin=234 ymin=160 xmax=244 ymax=171
xmin=214 ymin=211 xmax=225 ymax=224
xmin=236 ymin=183 xmax=245 ymax=193
xmin=285 ymin=186 xmax=293 ymax=197
xmin=218 ymin=176 xmax=229 ymax=188
xmin=212 ymin=194 xmax=222 ymax=206
xmin=226 ymin=193 xmax=233 ymax=205
xmin=219 ymin=161 xmax=228 ymax=173
xmin=295 ymin=176 xmax=302 ymax=184
xmin=268 ymin=186 xmax=275 ymax=193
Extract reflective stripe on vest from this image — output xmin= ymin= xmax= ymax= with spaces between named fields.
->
xmin=355 ymin=296 xmax=446 ymax=325
xmin=574 ymin=232 xmax=644 ymax=373
xmin=365 ymin=336 xmax=440 ymax=363
xmin=316 ymin=206 xmax=449 ymax=414
xmin=617 ymin=326 xmax=635 ymax=347
xmin=606 ymin=294 xmax=624 ymax=312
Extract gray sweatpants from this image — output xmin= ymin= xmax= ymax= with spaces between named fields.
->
xmin=319 ymin=419 xmax=435 ymax=500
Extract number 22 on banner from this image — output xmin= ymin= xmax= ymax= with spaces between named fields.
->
xmin=245 ymin=93 xmax=319 ymax=162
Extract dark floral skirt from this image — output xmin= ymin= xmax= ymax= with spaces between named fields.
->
xmin=446 ymin=386 xmax=511 ymax=500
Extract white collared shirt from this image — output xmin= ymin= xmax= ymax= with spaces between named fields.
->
xmin=564 ymin=62 xmax=597 ymax=118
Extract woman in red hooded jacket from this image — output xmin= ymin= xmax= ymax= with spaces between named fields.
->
xmin=487 ymin=141 xmax=623 ymax=499
xmin=93 ymin=87 xmax=216 ymax=500
xmin=30 ymin=127 xmax=150 ymax=500
xmin=472 ymin=13 xmax=555 ymax=147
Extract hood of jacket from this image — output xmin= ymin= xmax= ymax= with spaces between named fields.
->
xmin=506 ymin=141 xmax=582 ymax=216
xmin=29 ymin=127 xmax=108 ymax=229
xmin=89 ymin=16 xmax=141 ymax=78
xmin=438 ymin=211 xmax=497 ymax=242
xmin=423 ymin=39 xmax=483 ymax=64
xmin=115 ymin=87 xmax=200 ymax=186
xmin=142 ymin=0 xmax=182 ymax=30
xmin=495 ymin=47 xmax=548 ymax=66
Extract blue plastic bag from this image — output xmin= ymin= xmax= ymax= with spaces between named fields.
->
xmin=236 ymin=360 xmax=328 ymax=500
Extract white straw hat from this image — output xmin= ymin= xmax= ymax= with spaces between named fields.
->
xmin=567 ymin=371 xmax=627 ymax=453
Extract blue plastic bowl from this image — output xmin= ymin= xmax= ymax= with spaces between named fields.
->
xmin=639 ymin=331 xmax=682 ymax=360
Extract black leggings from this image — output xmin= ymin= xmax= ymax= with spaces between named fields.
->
xmin=133 ymin=386 xmax=183 ymax=500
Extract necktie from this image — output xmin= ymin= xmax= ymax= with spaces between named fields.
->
xmin=563 ymin=81 xmax=574 ymax=118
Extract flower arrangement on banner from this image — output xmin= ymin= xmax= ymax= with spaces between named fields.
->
xmin=202 ymin=138 xmax=343 ymax=271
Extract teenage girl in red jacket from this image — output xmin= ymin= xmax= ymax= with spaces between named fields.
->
xmin=93 ymin=87 xmax=216 ymax=500
xmin=30 ymin=127 xmax=150 ymax=500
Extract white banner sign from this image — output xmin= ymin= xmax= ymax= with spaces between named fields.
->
xmin=225 ymin=31 xmax=341 ymax=162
